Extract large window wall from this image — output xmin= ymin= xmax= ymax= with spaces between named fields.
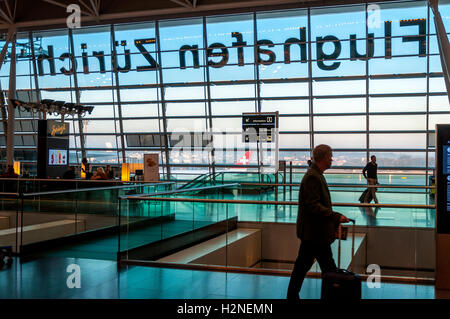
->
xmin=0 ymin=0 xmax=448 ymax=176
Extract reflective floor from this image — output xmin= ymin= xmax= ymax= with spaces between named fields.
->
xmin=1 ymin=173 xmax=436 ymax=299
xmin=0 ymin=257 xmax=436 ymax=299
xmin=30 ymin=219 xmax=215 ymax=260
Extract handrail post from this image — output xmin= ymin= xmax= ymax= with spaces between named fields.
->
xmin=275 ymin=171 xmax=278 ymax=202
xmin=117 ymin=195 xmax=121 ymax=266
xmin=283 ymin=163 xmax=286 ymax=201
xmin=20 ymin=192 xmax=23 ymax=256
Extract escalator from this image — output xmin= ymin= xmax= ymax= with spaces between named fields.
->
xmin=176 ymin=172 xmax=234 ymax=195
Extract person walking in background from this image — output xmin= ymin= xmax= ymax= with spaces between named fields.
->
xmin=287 ymin=144 xmax=349 ymax=301
xmin=105 ymin=165 xmax=114 ymax=179
xmin=362 ymin=155 xmax=379 ymax=204
xmin=91 ymin=167 xmax=108 ymax=180
xmin=81 ymin=158 xmax=92 ymax=180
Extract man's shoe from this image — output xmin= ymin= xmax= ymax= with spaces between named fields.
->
xmin=287 ymin=293 xmax=300 ymax=301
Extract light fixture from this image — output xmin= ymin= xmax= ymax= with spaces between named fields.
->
xmin=52 ymin=101 xmax=65 ymax=114
xmin=10 ymin=99 xmax=94 ymax=118
xmin=121 ymin=163 xmax=130 ymax=182
xmin=9 ymin=99 xmax=24 ymax=108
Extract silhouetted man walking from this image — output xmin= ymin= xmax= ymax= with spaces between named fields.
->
xmin=287 ymin=144 xmax=349 ymax=300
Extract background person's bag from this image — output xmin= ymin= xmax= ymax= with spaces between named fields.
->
xmin=359 ymin=188 xmax=373 ymax=203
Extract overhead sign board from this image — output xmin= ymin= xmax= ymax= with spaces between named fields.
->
xmin=242 ymin=113 xmax=277 ymax=143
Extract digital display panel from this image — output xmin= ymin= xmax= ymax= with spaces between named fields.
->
xmin=443 ymin=145 xmax=450 ymax=212
xmin=242 ymin=113 xmax=277 ymax=143
xmin=48 ymin=149 xmax=67 ymax=165
xmin=436 ymin=124 xmax=450 ymax=234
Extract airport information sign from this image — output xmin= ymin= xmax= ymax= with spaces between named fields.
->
xmin=242 ymin=113 xmax=277 ymax=143
xmin=436 ymin=124 xmax=450 ymax=233
xmin=38 ymin=120 xmax=69 ymax=178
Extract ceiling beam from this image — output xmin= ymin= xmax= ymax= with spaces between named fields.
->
xmin=0 ymin=8 xmax=12 ymax=24
xmin=193 ymin=0 xmax=198 ymax=8
xmin=169 ymin=0 xmax=192 ymax=9
xmin=4 ymin=0 xmax=338 ymax=30
xmin=78 ymin=0 xmax=97 ymax=16
xmin=4 ymin=0 xmax=13 ymax=22
xmin=183 ymin=0 xmax=194 ymax=8
xmin=13 ymin=0 xmax=16 ymax=21
xmin=42 ymin=0 xmax=93 ymax=17
xmin=89 ymin=0 xmax=99 ymax=16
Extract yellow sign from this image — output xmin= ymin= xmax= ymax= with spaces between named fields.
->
xmin=121 ymin=164 xmax=130 ymax=182
xmin=50 ymin=123 xmax=67 ymax=136
xmin=13 ymin=161 xmax=20 ymax=176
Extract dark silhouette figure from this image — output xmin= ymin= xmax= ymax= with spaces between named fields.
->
xmin=361 ymin=155 xmax=379 ymax=204
xmin=62 ymin=166 xmax=76 ymax=179
xmin=287 ymin=144 xmax=349 ymax=301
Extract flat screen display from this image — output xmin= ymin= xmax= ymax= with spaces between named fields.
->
xmin=48 ymin=149 xmax=67 ymax=165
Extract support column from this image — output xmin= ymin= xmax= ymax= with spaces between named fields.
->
xmin=110 ymin=25 xmax=127 ymax=164
xmin=68 ymin=29 xmax=86 ymax=159
xmin=29 ymin=31 xmax=43 ymax=120
xmin=6 ymin=32 xmax=16 ymax=167
xmin=429 ymin=0 xmax=450 ymax=103
xmin=307 ymin=8 xmax=314 ymax=159
xmin=0 ymin=28 xmax=15 ymax=166
xmin=0 ymin=27 xmax=15 ymax=68
xmin=253 ymin=13 xmax=261 ymax=180
xmin=365 ymin=4 xmax=370 ymax=166
xmin=202 ymin=17 xmax=215 ymax=177
xmin=155 ymin=21 xmax=171 ymax=180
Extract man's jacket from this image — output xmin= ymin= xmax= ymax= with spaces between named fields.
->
xmin=362 ymin=162 xmax=378 ymax=180
xmin=296 ymin=163 xmax=342 ymax=244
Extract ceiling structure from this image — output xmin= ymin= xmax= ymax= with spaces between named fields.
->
xmin=0 ymin=0 xmax=403 ymax=32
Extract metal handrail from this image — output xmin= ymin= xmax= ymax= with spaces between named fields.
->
xmin=123 ymin=196 xmax=435 ymax=209
xmin=0 ymin=178 xmax=172 ymax=184
xmin=0 ymin=192 xmax=20 ymax=196
xmin=240 ymin=182 xmax=435 ymax=189
xmin=121 ymin=259 xmax=434 ymax=285
xmin=23 ymin=182 xmax=175 ymax=197
xmin=121 ymin=183 xmax=240 ymax=199
xmin=176 ymin=172 xmax=213 ymax=190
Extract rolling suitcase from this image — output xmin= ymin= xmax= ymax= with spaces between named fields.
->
xmin=359 ymin=188 xmax=373 ymax=203
xmin=321 ymin=219 xmax=361 ymax=301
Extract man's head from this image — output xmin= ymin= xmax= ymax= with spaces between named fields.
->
xmin=312 ymin=144 xmax=333 ymax=172
xmin=371 ymin=155 xmax=376 ymax=164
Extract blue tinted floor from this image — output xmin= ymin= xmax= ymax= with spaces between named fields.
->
xmin=0 ymin=257 xmax=435 ymax=299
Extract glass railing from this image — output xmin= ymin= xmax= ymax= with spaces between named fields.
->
xmin=0 ymin=177 xmax=436 ymax=284
xmin=0 ymin=181 xmax=175 ymax=258
xmin=165 ymin=171 xmax=431 ymax=187
xmin=118 ymin=183 xmax=239 ymax=261
xmin=156 ymin=183 xmax=433 ymax=228
xmin=119 ymin=184 xmax=435 ymax=284
xmin=0 ymin=177 xmax=172 ymax=194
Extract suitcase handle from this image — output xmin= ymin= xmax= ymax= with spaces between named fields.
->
xmin=337 ymin=218 xmax=356 ymax=271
